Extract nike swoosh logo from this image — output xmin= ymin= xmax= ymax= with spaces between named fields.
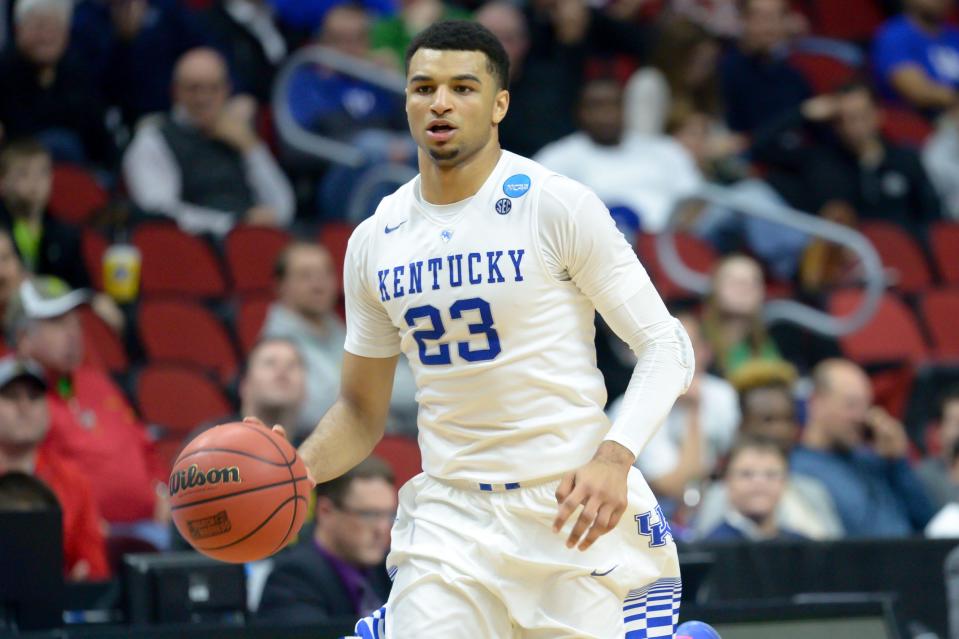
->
xmin=590 ymin=565 xmax=618 ymax=577
xmin=385 ymin=220 xmax=407 ymax=234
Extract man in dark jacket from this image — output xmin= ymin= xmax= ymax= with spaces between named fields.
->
xmin=257 ymin=456 xmax=396 ymax=624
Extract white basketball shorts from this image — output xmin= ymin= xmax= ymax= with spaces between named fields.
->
xmin=385 ymin=467 xmax=682 ymax=638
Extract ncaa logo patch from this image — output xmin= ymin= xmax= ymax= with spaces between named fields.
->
xmin=502 ymin=174 xmax=531 ymax=198
xmin=495 ymin=198 xmax=512 ymax=215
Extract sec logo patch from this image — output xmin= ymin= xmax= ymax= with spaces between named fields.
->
xmin=495 ymin=198 xmax=512 ymax=215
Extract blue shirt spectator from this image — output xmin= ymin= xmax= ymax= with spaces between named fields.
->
xmin=791 ymin=359 xmax=934 ymax=538
xmin=268 ymin=0 xmax=394 ymax=38
xmin=71 ymin=0 xmax=206 ymax=126
xmin=872 ymin=2 xmax=959 ymax=114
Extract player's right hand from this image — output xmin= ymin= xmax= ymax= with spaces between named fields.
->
xmin=243 ymin=416 xmax=317 ymax=487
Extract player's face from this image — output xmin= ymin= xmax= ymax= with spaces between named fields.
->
xmin=726 ymin=449 xmax=787 ymax=521
xmin=0 ymin=378 xmax=49 ymax=448
xmin=328 ymin=478 xmax=396 ymax=565
xmin=242 ymin=341 xmax=306 ymax=412
xmin=741 ymin=387 xmax=797 ymax=451
xmin=406 ymin=49 xmax=509 ymax=167
xmin=21 ymin=311 xmax=84 ymax=374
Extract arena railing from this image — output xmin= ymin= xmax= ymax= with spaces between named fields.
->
xmin=271 ymin=45 xmax=406 ymax=169
xmin=658 ymin=183 xmax=885 ymax=337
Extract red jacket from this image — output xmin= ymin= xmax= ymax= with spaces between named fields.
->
xmin=35 ymin=447 xmax=110 ymax=580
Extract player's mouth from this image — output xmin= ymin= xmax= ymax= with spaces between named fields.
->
xmin=426 ymin=120 xmax=457 ymax=142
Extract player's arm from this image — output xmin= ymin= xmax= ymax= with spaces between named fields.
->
xmin=541 ymin=180 xmax=694 ymax=550
xmin=298 ymin=352 xmax=398 ymax=484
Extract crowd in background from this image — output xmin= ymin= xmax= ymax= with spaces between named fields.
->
xmin=1 ymin=0 xmax=959 ymax=627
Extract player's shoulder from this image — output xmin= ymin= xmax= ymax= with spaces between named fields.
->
xmin=503 ymin=150 xmax=596 ymax=204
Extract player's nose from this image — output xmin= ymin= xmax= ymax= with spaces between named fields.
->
xmin=430 ymin=86 xmax=453 ymax=114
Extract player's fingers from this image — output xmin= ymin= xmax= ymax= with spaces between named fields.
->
xmin=271 ymin=424 xmax=289 ymax=441
xmin=577 ymin=503 xmax=616 ymax=551
xmin=565 ymin=496 xmax=601 ymax=549
xmin=243 ymin=415 xmax=266 ymax=427
xmin=553 ymin=484 xmax=585 ymax=533
xmin=555 ymin=472 xmax=575 ymax=504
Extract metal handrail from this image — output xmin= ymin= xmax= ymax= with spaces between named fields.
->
xmin=656 ymin=183 xmax=886 ymax=336
xmin=271 ymin=45 xmax=407 ymax=168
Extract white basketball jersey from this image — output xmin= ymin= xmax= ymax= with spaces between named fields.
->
xmin=343 ymin=151 xmax=652 ymax=482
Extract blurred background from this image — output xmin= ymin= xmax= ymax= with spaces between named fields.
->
xmin=1 ymin=0 xmax=959 ymax=637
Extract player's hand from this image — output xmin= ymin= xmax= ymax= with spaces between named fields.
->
xmin=553 ymin=441 xmax=633 ymax=551
xmin=243 ymin=416 xmax=317 ymax=487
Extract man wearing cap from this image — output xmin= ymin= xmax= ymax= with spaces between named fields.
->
xmin=0 ymin=354 xmax=109 ymax=580
xmin=5 ymin=276 xmax=169 ymax=538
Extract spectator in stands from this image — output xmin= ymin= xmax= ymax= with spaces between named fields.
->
xmin=701 ymin=255 xmax=782 ymax=378
xmin=918 ymin=386 xmax=959 ymax=510
xmin=371 ymin=0 xmax=469 ymax=69
xmin=268 ymin=0 xmax=396 ymax=40
xmin=923 ymin=106 xmax=959 ymax=220
xmin=608 ymin=313 xmax=739 ymax=504
xmin=694 ymin=359 xmax=843 ymax=540
xmin=720 ymin=0 xmax=810 ymax=133
xmin=624 ymin=17 xmax=721 ymax=136
xmin=534 ymin=77 xmax=702 ymax=233
xmin=792 ymin=359 xmax=935 ymax=537
xmin=0 ymin=356 xmax=109 ymax=580
xmin=751 ymin=82 xmax=942 ymax=239
xmin=261 ymin=242 xmax=418 ymax=438
xmin=493 ymin=0 xmax=646 ymax=157
xmin=0 ymin=0 xmax=114 ymax=165
xmin=257 ymin=456 xmax=395 ymax=624
xmin=71 ymin=0 xmax=206 ymax=127
xmin=123 ymin=47 xmax=294 ymax=237
xmin=873 ymin=0 xmax=959 ymax=115
xmin=5 ymin=277 xmax=170 ymax=542
xmin=200 ymin=0 xmax=290 ymax=103
xmin=705 ymin=435 xmax=807 ymax=542
xmin=0 ymin=139 xmax=124 ymax=332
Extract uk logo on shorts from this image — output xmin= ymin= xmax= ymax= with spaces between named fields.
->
xmin=495 ymin=198 xmax=512 ymax=215
xmin=635 ymin=505 xmax=673 ymax=548
xmin=502 ymin=174 xmax=531 ymax=198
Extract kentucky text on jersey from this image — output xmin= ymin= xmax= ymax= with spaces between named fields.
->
xmin=376 ymin=249 xmax=526 ymax=302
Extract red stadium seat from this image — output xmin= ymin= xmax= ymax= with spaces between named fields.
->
xmin=921 ymin=289 xmax=959 ymax=362
xmin=48 ymin=164 xmax=109 ymax=225
xmin=635 ymin=233 xmax=718 ymax=302
xmin=132 ymin=223 xmax=227 ymax=298
xmin=829 ymin=290 xmax=929 ymax=365
xmin=859 ymin=221 xmax=932 ymax=293
xmin=78 ymin=306 xmax=128 ymax=373
xmin=138 ymin=299 xmax=239 ymax=383
xmin=317 ymin=220 xmax=355 ymax=292
xmin=789 ymin=52 xmax=858 ymax=95
xmin=930 ymin=222 xmax=959 ymax=285
xmin=373 ymin=434 xmax=422 ymax=488
xmin=880 ymin=107 xmax=934 ymax=147
xmin=224 ymin=225 xmax=292 ymax=295
xmin=804 ymin=0 xmax=885 ymax=42
xmin=137 ymin=364 xmax=232 ymax=437
xmin=81 ymin=228 xmax=109 ymax=291
xmin=236 ymin=295 xmax=274 ymax=355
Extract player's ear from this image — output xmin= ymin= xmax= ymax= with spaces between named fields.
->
xmin=492 ymin=89 xmax=509 ymax=125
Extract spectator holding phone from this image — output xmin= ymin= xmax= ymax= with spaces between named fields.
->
xmin=791 ymin=359 xmax=934 ymax=537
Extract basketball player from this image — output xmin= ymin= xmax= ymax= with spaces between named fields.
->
xmin=278 ymin=21 xmax=693 ymax=638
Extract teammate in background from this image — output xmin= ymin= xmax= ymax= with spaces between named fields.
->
xmin=265 ymin=20 xmax=693 ymax=638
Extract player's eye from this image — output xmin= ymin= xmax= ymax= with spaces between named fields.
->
xmin=414 ymin=85 xmax=433 ymax=94
xmin=454 ymin=86 xmax=474 ymax=94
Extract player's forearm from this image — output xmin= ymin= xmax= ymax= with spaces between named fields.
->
xmin=297 ymin=396 xmax=386 ymax=484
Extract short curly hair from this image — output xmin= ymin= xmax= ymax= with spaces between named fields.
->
xmin=405 ymin=20 xmax=510 ymax=91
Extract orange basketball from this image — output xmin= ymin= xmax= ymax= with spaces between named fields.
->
xmin=169 ymin=421 xmax=311 ymax=563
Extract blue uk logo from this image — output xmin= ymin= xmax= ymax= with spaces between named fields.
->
xmin=635 ymin=505 xmax=673 ymax=548
xmin=502 ymin=174 xmax=531 ymax=198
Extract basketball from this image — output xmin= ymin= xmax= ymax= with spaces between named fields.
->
xmin=169 ymin=421 xmax=311 ymax=563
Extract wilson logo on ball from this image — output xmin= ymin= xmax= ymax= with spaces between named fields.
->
xmin=169 ymin=463 xmax=242 ymax=496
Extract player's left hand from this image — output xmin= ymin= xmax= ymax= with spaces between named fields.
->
xmin=243 ymin=416 xmax=317 ymax=487
xmin=554 ymin=441 xmax=634 ymax=551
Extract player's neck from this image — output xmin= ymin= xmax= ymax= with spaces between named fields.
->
xmin=418 ymin=141 xmax=502 ymax=205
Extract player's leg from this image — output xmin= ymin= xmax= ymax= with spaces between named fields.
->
xmin=497 ymin=468 xmax=681 ymax=638
xmin=385 ymin=474 xmax=517 ymax=639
